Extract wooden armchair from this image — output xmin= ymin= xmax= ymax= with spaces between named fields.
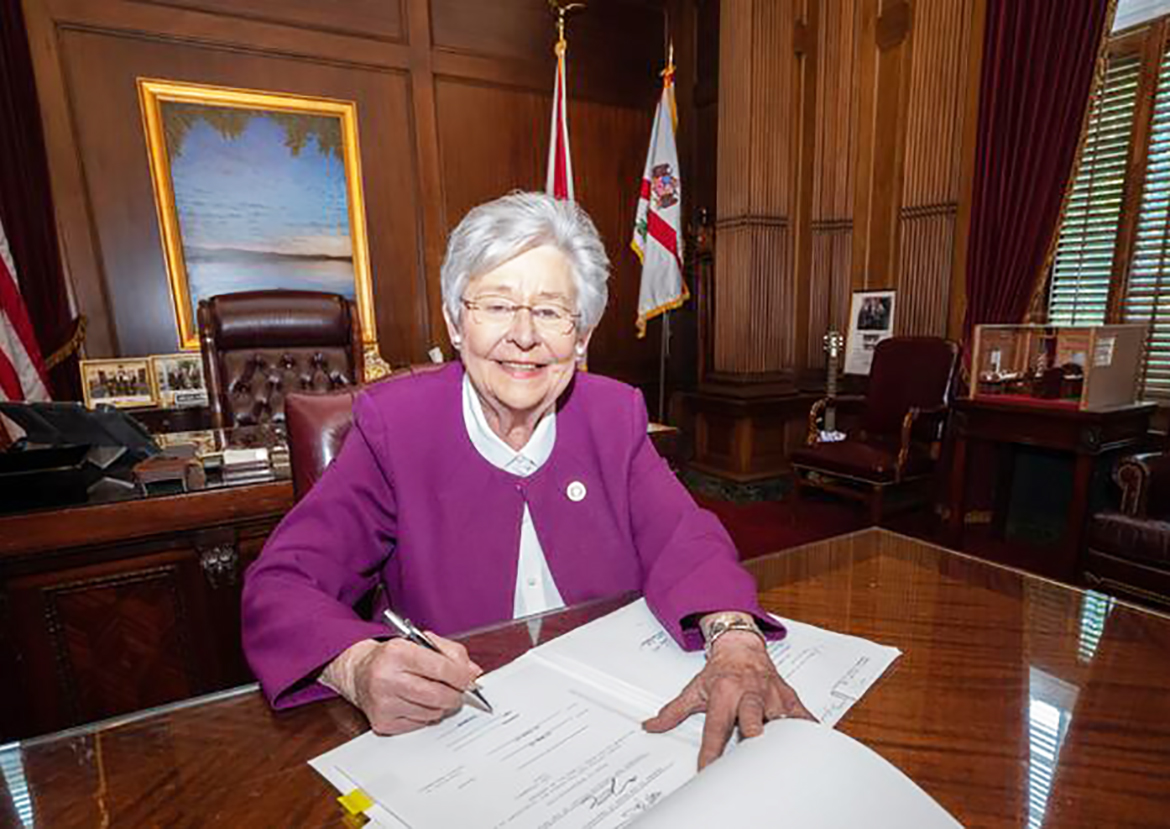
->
xmin=790 ymin=336 xmax=959 ymax=524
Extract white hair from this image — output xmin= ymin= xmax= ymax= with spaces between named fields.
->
xmin=440 ymin=192 xmax=610 ymax=331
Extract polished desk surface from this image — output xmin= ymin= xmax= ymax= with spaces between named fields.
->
xmin=3 ymin=529 xmax=1169 ymax=828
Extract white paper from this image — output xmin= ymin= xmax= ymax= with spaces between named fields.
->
xmin=1094 ymin=335 xmax=1116 ymax=367
xmin=630 ymin=719 xmax=962 ymax=829
xmin=530 ymin=599 xmax=901 ymax=727
xmin=310 ymin=600 xmax=931 ymax=829
xmin=314 ymin=658 xmax=697 ymax=829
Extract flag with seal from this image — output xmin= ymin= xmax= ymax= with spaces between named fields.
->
xmin=631 ymin=58 xmax=688 ymax=337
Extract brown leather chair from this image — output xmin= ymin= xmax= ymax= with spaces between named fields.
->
xmin=198 ymin=290 xmax=364 ymax=429
xmin=284 ymin=364 xmax=445 ymax=502
xmin=1085 ymin=451 xmax=1170 ymax=609
xmin=790 ymin=336 xmax=959 ymax=525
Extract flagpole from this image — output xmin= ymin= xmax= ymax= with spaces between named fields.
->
xmin=656 ymin=40 xmax=675 ymax=426
xmin=658 ymin=312 xmax=670 ymax=424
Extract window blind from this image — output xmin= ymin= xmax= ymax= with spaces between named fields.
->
xmin=1124 ymin=45 xmax=1170 ymax=396
xmin=1049 ymin=54 xmax=1142 ymax=326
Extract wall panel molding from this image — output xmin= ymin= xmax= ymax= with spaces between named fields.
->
xmin=127 ymin=0 xmax=407 ymax=44
xmin=25 ymin=0 xmax=664 ymax=385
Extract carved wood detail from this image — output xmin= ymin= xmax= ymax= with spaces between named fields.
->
xmin=199 ymin=543 xmax=239 ymax=589
xmin=41 ymin=564 xmax=200 ymax=725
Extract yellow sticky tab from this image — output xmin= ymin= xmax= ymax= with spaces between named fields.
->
xmin=338 ymin=789 xmax=374 ymax=816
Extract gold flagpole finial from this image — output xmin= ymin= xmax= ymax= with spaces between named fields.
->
xmin=662 ymin=40 xmax=675 ymax=80
xmin=548 ymin=1 xmax=586 ymax=52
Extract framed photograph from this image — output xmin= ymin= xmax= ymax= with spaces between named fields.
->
xmin=152 ymin=353 xmax=209 ymax=408
xmin=138 ymin=79 xmax=377 ymax=351
xmin=80 ymin=358 xmax=158 ymax=409
xmin=844 ymin=289 xmax=896 ymax=375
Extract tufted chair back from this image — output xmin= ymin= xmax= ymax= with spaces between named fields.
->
xmin=198 ymin=290 xmax=364 ymax=429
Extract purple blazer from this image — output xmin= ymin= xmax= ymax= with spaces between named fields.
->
xmin=242 ymin=363 xmax=781 ymax=708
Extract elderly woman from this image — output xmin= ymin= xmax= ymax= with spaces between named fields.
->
xmin=242 ymin=192 xmax=809 ymax=770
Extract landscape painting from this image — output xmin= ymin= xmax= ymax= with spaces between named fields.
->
xmin=138 ymin=80 xmax=375 ymax=350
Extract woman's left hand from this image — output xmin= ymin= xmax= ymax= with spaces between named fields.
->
xmin=642 ymin=631 xmax=815 ymax=770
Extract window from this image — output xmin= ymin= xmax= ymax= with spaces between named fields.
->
xmin=1047 ymin=19 xmax=1170 ymax=397
xmin=1048 ymin=54 xmax=1141 ymax=326
xmin=1124 ymin=44 xmax=1170 ymax=393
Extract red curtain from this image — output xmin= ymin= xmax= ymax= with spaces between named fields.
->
xmin=0 ymin=1 xmax=81 ymax=400
xmin=962 ymin=0 xmax=1113 ymax=346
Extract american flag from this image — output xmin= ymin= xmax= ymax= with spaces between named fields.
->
xmin=0 ymin=216 xmax=50 ymax=410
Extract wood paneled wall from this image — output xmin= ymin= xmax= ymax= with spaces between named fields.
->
xmin=807 ymin=0 xmax=858 ymax=368
xmin=895 ymin=0 xmax=977 ymax=338
xmin=696 ymin=0 xmax=985 ymax=382
xmin=713 ymin=0 xmax=802 ymax=375
xmin=23 ymin=0 xmax=666 ymax=386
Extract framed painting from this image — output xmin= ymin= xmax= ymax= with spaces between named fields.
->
xmin=138 ymin=79 xmax=377 ymax=351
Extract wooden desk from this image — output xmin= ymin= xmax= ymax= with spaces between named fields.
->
xmin=4 ymin=529 xmax=1169 ymax=827
xmin=945 ymin=398 xmax=1156 ymax=581
xmin=0 ymin=478 xmax=294 ymax=742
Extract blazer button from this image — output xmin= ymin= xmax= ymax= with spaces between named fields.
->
xmin=566 ymin=480 xmax=587 ymax=502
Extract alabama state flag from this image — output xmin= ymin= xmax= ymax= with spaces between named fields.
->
xmin=631 ymin=61 xmax=688 ymax=338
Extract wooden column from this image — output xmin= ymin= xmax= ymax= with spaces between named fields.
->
xmin=687 ymin=0 xmax=816 ymax=482
xmin=895 ymin=0 xmax=978 ymax=337
xmin=806 ymin=0 xmax=859 ymax=369
xmin=711 ymin=0 xmax=801 ymax=379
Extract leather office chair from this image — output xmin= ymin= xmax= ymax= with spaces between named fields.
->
xmin=790 ymin=336 xmax=959 ymax=525
xmin=284 ymin=364 xmax=445 ymax=502
xmin=198 ymin=290 xmax=364 ymax=429
xmin=1085 ymin=451 xmax=1170 ymax=609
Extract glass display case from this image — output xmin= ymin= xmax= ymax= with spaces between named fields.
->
xmin=971 ymin=324 xmax=1146 ymax=410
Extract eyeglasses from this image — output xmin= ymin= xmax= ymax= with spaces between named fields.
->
xmin=461 ymin=297 xmax=580 ymax=336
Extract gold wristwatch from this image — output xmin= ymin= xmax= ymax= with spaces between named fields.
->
xmin=702 ymin=612 xmax=766 ymax=658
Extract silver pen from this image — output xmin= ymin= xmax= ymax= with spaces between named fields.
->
xmin=382 ymin=608 xmax=493 ymax=714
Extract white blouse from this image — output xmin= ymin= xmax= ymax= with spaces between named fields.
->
xmin=461 ymin=374 xmax=566 ymax=618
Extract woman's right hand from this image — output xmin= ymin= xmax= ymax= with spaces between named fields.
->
xmin=322 ymin=634 xmax=483 ymax=735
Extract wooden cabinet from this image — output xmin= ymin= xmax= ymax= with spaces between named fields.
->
xmin=0 ymin=481 xmax=293 ymax=741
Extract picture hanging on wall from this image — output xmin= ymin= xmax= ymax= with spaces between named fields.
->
xmin=137 ymin=79 xmax=377 ymax=352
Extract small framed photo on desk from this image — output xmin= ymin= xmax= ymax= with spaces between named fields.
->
xmin=152 ymin=352 xmax=209 ymax=408
xmin=79 ymin=357 xmax=158 ymax=409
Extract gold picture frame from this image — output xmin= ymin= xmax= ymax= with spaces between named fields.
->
xmin=151 ymin=352 xmax=209 ymax=408
xmin=79 ymin=358 xmax=158 ymax=409
xmin=137 ymin=79 xmax=377 ymax=351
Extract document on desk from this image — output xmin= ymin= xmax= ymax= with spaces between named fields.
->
xmin=311 ymin=599 xmax=958 ymax=829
